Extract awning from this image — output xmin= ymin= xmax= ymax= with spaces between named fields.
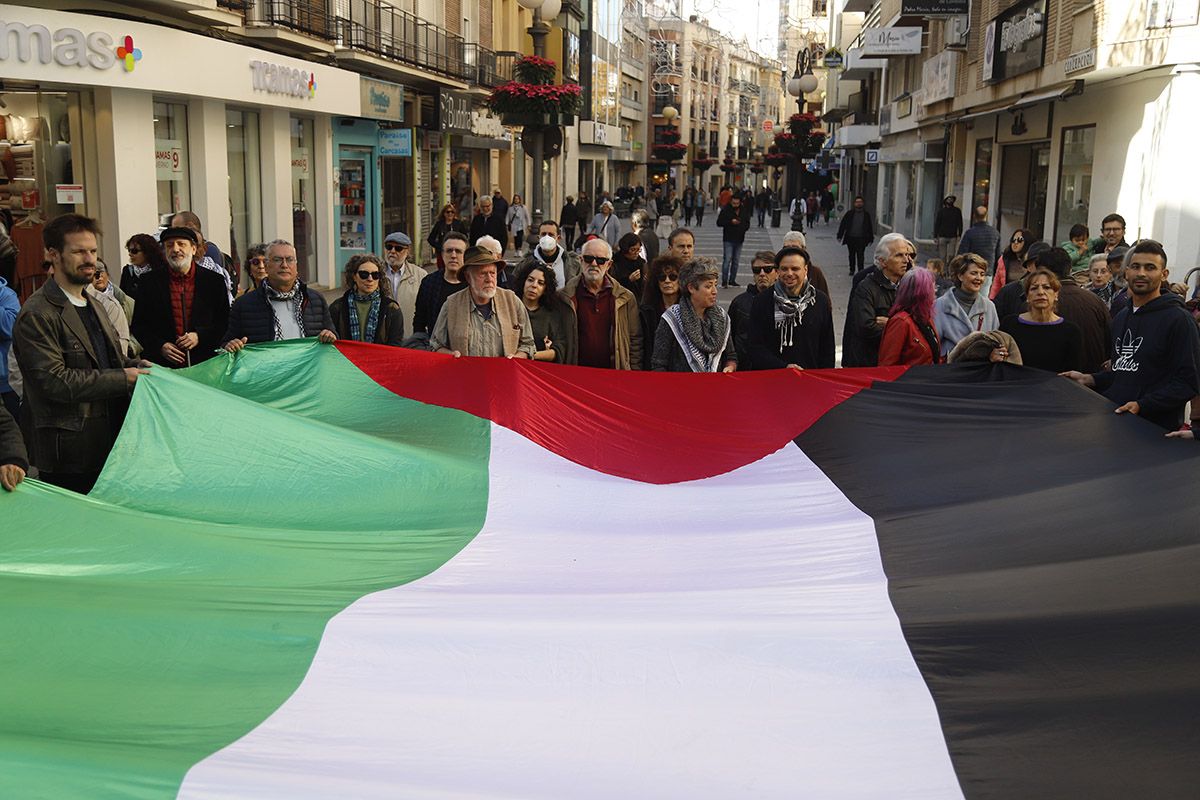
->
xmin=1007 ymin=81 xmax=1085 ymax=111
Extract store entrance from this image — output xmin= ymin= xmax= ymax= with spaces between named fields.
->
xmin=337 ymin=146 xmax=375 ymax=272
xmin=998 ymin=141 xmax=1050 ymax=240
xmin=0 ymin=89 xmax=90 ymax=300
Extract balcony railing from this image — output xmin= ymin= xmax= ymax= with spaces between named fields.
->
xmin=217 ymin=0 xmax=252 ymax=10
xmin=253 ymin=0 xmax=470 ymax=81
xmin=465 ymin=46 xmax=522 ymax=88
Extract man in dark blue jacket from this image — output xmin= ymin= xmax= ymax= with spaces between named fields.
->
xmin=223 ymin=239 xmax=335 ymax=352
xmin=956 ymin=205 xmax=1002 ymax=270
xmin=1061 ymin=239 xmax=1200 ymax=431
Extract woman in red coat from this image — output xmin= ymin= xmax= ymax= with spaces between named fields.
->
xmin=878 ymin=267 xmax=942 ymax=366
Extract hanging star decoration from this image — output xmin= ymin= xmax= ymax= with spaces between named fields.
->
xmin=115 ymin=36 xmax=142 ymax=72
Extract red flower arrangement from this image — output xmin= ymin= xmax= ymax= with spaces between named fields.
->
xmin=652 ymin=141 xmax=689 ymax=161
xmin=488 ymin=56 xmax=582 ymax=117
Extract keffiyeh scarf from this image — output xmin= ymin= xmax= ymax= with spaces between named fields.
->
xmin=772 ymin=281 xmax=817 ymax=351
xmin=662 ymin=298 xmax=730 ymax=372
xmin=348 ymin=289 xmax=382 ymax=342
xmin=262 ymin=279 xmax=306 ymax=341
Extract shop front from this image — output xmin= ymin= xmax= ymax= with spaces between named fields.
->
xmin=0 ymin=5 xmax=360 ymax=289
xmin=437 ymin=90 xmax=511 ymax=234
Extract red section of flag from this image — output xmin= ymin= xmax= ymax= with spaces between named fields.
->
xmin=337 ymin=342 xmax=905 ymax=484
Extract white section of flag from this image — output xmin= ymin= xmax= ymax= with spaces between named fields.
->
xmin=179 ymin=424 xmax=962 ymax=799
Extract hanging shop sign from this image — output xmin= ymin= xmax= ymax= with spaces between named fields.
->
xmin=361 ymin=77 xmax=404 ymax=122
xmin=823 ymin=48 xmax=844 ymax=69
xmin=439 ymin=91 xmax=474 ymax=135
xmin=378 ymin=129 xmax=413 ymax=157
xmin=862 ymin=27 xmax=923 ymax=57
xmin=985 ymin=0 xmax=1047 ymax=84
xmin=922 ymin=50 xmax=960 ymax=105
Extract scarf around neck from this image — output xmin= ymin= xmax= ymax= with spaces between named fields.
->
xmin=772 ymin=280 xmax=817 ymax=351
xmin=263 ymin=279 xmax=306 ymax=341
xmin=662 ymin=298 xmax=729 ymax=372
xmin=348 ymin=289 xmax=382 ymax=342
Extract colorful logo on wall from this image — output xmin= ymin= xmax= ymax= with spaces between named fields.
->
xmin=115 ymin=35 xmax=141 ymax=72
xmin=250 ymin=60 xmax=318 ymax=100
xmin=308 ymin=72 xmax=316 ymax=98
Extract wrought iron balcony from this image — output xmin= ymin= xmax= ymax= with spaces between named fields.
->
xmin=254 ymin=0 xmax=336 ymax=39
xmin=217 ymin=0 xmax=252 ymax=9
xmin=335 ymin=1 xmax=469 ymax=81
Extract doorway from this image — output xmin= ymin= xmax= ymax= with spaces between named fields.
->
xmin=337 ymin=146 xmax=375 ymax=270
xmin=998 ymin=141 xmax=1050 ymax=240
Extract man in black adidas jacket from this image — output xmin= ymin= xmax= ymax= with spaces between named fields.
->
xmin=1061 ymin=239 xmax=1200 ymax=431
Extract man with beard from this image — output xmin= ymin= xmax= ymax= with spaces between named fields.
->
xmin=131 ymin=226 xmax=229 ymax=367
xmin=1061 ymin=239 xmax=1200 ymax=431
xmin=430 ymin=246 xmax=535 ymax=358
xmin=557 ymin=237 xmax=642 ymax=369
xmin=13 ymin=214 xmax=151 ymax=492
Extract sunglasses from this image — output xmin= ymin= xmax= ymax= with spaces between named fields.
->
xmin=751 ymin=266 xmax=775 ymax=274
xmin=659 ymin=272 xmax=680 ymax=282
xmin=384 ymin=243 xmax=408 ymax=251
xmin=127 ymin=248 xmax=142 ymax=255
xmin=582 ymin=254 xmax=610 ymax=265
xmin=1011 ymin=237 xmax=1024 ymax=243
xmin=357 ymin=270 xmax=382 ymax=280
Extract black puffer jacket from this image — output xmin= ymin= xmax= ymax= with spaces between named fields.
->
xmin=222 ymin=281 xmax=334 ymax=345
xmin=842 ymin=268 xmax=897 ymax=367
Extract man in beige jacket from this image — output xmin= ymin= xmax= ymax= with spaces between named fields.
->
xmin=430 ymin=246 xmax=535 ymax=359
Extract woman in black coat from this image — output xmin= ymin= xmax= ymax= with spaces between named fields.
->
xmin=328 ymin=254 xmax=405 ymax=346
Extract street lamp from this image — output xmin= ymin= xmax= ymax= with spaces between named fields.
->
xmin=514 ymin=0 xmax=561 ymax=240
xmin=786 ymin=48 xmax=819 ymax=231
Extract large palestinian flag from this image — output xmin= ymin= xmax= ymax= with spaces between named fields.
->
xmin=2 ymin=340 xmax=1197 ymax=799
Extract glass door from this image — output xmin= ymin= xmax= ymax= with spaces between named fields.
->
xmin=337 ymin=146 xmax=374 ymax=269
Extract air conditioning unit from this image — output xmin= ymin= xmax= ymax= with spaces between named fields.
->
xmin=945 ymin=15 xmax=969 ymax=50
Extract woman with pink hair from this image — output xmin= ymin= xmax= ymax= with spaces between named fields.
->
xmin=878 ymin=266 xmax=942 ymax=365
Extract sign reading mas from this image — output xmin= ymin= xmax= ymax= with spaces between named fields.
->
xmin=0 ymin=19 xmax=144 ymax=71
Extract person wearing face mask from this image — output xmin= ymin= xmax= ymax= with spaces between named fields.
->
xmin=933 ymin=253 xmax=1000 ymax=360
xmin=516 ymin=221 xmax=581 ymax=288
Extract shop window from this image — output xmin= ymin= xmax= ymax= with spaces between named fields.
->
xmin=290 ymin=116 xmax=316 ymax=283
xmin=972 ymin=138 xmax=993 ymax=211
xmin=1053 ymin=125 xmax=1095 ymax=245
xmin=226 ymin=109 xmax=262 ymax=284
xmin=154 ymin=100 xmax=191 ymax=222
xmin=880 ymin=164 xmax=895 ymax=227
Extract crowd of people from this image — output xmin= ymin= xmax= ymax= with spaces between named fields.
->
xmin=2 ymin=196 xmax=1197 ymax=496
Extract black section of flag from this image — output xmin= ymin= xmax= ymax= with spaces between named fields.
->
xmin=796 ymin=364 xmax=1200 ymax=799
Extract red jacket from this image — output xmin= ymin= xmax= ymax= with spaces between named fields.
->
xmin=878 ymin=310 xmax=941 ymax=366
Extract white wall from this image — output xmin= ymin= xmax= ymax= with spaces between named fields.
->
xmin=93 ymin=88 xmax=157 ymax=270
xmin=187 ymin=98 xmax=232 ymax=257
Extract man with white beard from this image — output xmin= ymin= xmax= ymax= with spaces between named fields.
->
xmin=130 ymin=226 xmax=230 ymax=367
xmin=430 ymin=246 xmax=535 ymax=358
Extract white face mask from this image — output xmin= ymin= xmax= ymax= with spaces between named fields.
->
xmin=539 ymin=235 xmax=558 ymax=254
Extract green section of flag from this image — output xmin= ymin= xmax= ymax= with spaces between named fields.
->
xmin=0 ymin=342 xmax=491 ymax=798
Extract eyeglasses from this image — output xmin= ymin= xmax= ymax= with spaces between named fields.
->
xmin=384 ymin=243 xmax=409 ymax=252
xmin=582 ymin=254 xmax=610 ymax=265
xmin=1102 ymin=227 xmax=1124 ymax=234
xmin=270 ymin=256 xmax=298 ymax=265
xmin=127 ymin=248 xmax=141 ymax=255
xmin=1011 ymin=237 xmax=1024 ymax=243
xmin=357 ymin=270 xmax=382 ymax=280
xmin=751 ymin=266 xmax=776 ymax=274
xmin=659 ymin=272 xmax=680 ymax=282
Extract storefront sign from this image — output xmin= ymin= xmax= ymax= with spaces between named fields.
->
xmin=900 ymin=0 xmax=968 ymax=13
xmin=360 ymin=77 xmax=403 ymax=122
xmin=250 ymin=60 xmax=315 ymax=99
xmin=862 ymin=27 xmax=923 ymax=57
xmin=55 ymin=183 xmax=84 ymax=203
xmin=439 ymin=91 xmax=474 ymax=134
xmin=1064 ymin=48 xmax=1096 ymax=74
xmin=865 ymin=149 xmax=880 ymax=164
xmin=0 ymin=20 xmax=142 ymax=72
xmin=823 ymin=48 xmax=844 ymax=69
xmin=290 ymin=147 xmax=310 ymax=179
xmin=986 ymin=0 xmax=1046 ymax=83
xmin=922 ymin=49 xmax=960 ymax=105
xmin=378 ymin=129 xmax=412 ymax=157
xmin=154 ymin=139 xmax=183 ymax=179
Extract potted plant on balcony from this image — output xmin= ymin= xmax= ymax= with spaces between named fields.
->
xmin=651 ymin=127 xmax=689 ymax=163
xmin=691 ymin=149 xmax=717 ymax=172
xmin=488 ymin=55 xmax=582 ymax=128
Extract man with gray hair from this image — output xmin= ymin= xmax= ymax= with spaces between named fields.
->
xmin=842 ymin=232 xmax=915 ymax=367
xmin=557 ymin=237 xmax=641 ymax=369
xmin=223 ymin=239 xmax=335 ymax=351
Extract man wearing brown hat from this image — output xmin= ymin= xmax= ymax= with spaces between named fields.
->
xmin=131 ymin=226 xmax=229 ymax=367
xmin=430 ymin=246 xmax=535 ymax=358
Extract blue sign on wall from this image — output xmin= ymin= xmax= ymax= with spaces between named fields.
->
xmin=378 ymin=129 xmax=412 ymax=157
